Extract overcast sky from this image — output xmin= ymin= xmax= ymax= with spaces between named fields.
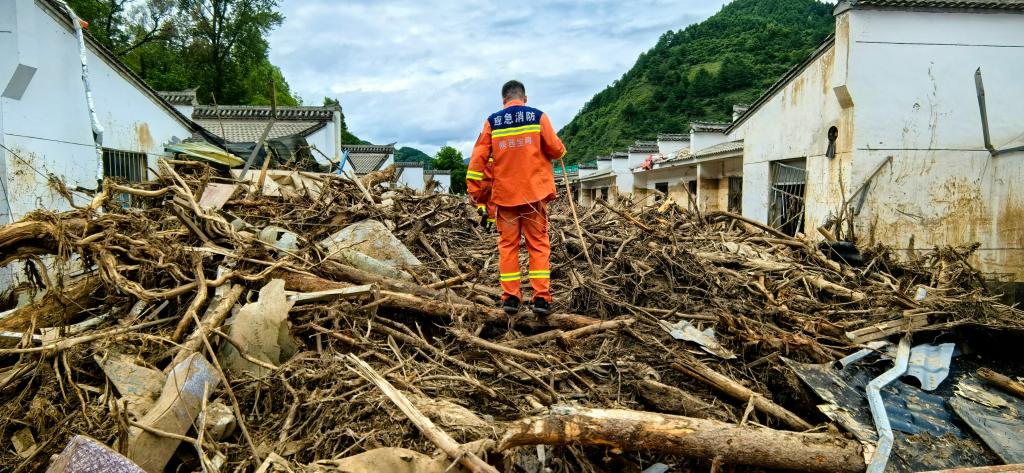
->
xmin=269 ymin=0 xmax=730 ymax=157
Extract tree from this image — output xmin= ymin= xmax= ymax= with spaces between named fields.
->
xmin=177 ymin=0 xmax=288 ymax=105
xmin=433 ymin=146 xmax=467 ymax=194
xmin=67 ymin=0 xmax=300 ymax=107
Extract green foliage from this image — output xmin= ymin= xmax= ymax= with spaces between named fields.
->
xmin=433 ymin=146 xmax=468 ymax=194
xmin=394 ymin=147 xmax=432 ymax=163
xmin=558 ymin=0 xmax=835 ymax=163
xmin=67 ymin=0 xmax=299 ymax=106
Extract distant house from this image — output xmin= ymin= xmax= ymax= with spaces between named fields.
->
xmin=342 ymin=143 xmax=395 ymax=176
xmin=0 ymin=0 xmax=207 ymax=222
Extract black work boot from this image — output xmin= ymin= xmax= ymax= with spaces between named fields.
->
xmin=503 ymin=296 xmax=521 ymax=315
xmin=533 ymin=298 xmax=551 ymax=316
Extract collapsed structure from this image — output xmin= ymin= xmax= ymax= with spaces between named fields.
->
xmin=0 ymin=161 xmax=1021 ymax=472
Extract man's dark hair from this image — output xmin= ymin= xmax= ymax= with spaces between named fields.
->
xmin=502 ymin=80 xmax=526 ymax=100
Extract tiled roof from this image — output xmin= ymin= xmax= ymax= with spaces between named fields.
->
xmin=344 ymin=144 xmax=395 ymax=154
xmin=611 ymin=151 xmax=628 ymax=159
xmin=393 ymin=161 xmax=424 ymax=168
xmin=425 ymin=169 xmax=451 ymax=175
xmin=657 ymin=133 xmax=690 ymax=142
xmin=596 ymin=155 xmax=612 ymax=161
xmin=344 ymin=144 xmax=395 ymax=175
xmin=579 ymin=161 xmax=598 ymax=169
xmin=193 ymin=105 xmax=338 ymax=121
xmin=691 ymin=140 xmax=744 ymax=160
xmin=579 ymin=169 xmax=615 ymax=182
xmin=193 ymin=119 xmax=325 ymax=142
xmin=348 ymin=154 xmax=390 ymax=175
xmin=158 ymin=89 xmax=197 ymax=106
xmin=691 ymin=121 xmax=730 ymax=133
xmin=732 ymin=104 xmax=750 ymax=113
xmin=629 ymin=141 xmax=660 ymax=153
xmin=845 ymin=0 xmax=1024 ymax=9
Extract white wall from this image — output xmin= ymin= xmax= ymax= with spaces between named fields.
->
xmin=597 ymin=158 xmax=611 ymax=171
xmin=1 ymin=0 xmax=192 ymax=222
xmin=657 ymin=140 xmax=688 ymax=157
xmin=847 ymin=8 xmax=1024 ymax=280
xmin=428 ymin=174 xmax=451 ymax=193
xmin=304 ymin=123 xmax=338 ymax=168
xmin=690 ymin=131 xmax=728 ymax=155
xmin=737 ymin=35 xmax=851 ymax=228
xmin=396 ymin=166 xmax=424 ymax=191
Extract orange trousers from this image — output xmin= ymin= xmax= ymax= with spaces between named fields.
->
xmin=496 ymin=202 xmax=551 ymax=302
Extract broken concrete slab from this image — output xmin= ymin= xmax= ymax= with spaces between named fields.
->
xmin=94 ymin=352 xmax=164 ymax=418
xmin=126 ymin=353 xmax=221 ymax=473
xmin=220 ymin=279 xmax=297 ymax=378
xmin=46 ymin=435 xmax=144 ymax=473
xmin=319 ymin=219 xmax=424 ymax=280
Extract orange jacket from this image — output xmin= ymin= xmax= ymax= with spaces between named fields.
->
xmin=467 ymin=100 xmax=566 ymax=207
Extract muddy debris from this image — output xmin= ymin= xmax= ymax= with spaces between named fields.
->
xmin=0 ymin=159 xmax=1021 ymax=472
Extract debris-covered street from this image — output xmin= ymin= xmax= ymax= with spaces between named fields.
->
xmin=1 ymin=161 xmax=1022 ymax=472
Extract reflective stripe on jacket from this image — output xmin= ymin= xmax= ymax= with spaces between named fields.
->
xmin=467 ymin=100 xmax=566 ymax=207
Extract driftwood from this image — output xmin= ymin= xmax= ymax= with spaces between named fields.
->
xmin=978 ymin=368 xmax=1024 ymax=399
xmin=498 ymin=406 xmax=864 ymax=473
xmin=347 ymin=355 xmax=498 ymax=473
xmin=637 ymin=379 xmax=722 ymax=420
xmin=0 ymin=277 xmax=102 ymax=331
xmin=672 ymin=360 xmax=813 ymax=431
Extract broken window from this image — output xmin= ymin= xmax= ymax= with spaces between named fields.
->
xmin=103 ymin=148 xmax=147 ymax=206
xmin=687 ymin=180 xmax=697 ymax=197
xmin=767 ymin=160 xmax=806 ymax=237
xmin=728 ymin=177 xmax=742 ymax=213
xmin=655 ymin=182 xmax=669 ymax=195
xmin=600 ymin=187 xmax=609 ymax=201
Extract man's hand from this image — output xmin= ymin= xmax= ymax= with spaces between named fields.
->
xmin=477 ymin=205 xmax=495 ymax=232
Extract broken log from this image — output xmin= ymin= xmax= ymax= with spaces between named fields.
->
xmin=169 ymin=284 xmax=245 ymax=368
xmin=499 ymin=406 xmax=863 ymax=472
xmin=978 ymin=368 xmax=1024 ymax=400
xmin=636 ymin=379 xmax=721 ymax=420
xmin=323 ymin=260 xmax=473 ymax=305
xmin=671 ymin=360 xmax=812 ymax=431
xmin=0 ymin=276 xmax=103 ymax=331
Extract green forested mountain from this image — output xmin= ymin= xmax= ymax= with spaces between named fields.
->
xmin=394 ymin=147 xmax=432 ymax=163
xmin=558 ymin=0 xmax=835 ymax=162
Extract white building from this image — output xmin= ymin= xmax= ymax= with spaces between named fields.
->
xmin=726 ymin=0 xmax=1024 ymax=288
xmin=1 ymin=0 xmax=206 ymax=222
xmin=424 ymin=169 xmax=451 ymax=192
xmin=343 ymin=144 xmax=395 ymax=177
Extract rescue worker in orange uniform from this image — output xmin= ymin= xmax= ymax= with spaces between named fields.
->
xmin=466 ymin=80 xmax=567 ymax=315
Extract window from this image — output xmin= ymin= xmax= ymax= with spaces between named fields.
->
xmin=767 ymin=160 xmax=807 ymax=237
xmin=600 ymin=187 xmax=609 ymax=201
xmin=728 ymin=177 xmax=742 ymax=213
xmin=102 ymin=148 xmax=147 ymax=206
xmin=687 ymin=180 xmax=697 ymax=196
xmin=655 ymin=182 xmax=669 ymax=195
xmin=103 ymin=148 xmax=147 ymax=182
xmin=825 ymin=126 xmax=838 ymax=160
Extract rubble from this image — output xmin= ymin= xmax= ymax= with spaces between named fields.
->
xmin=0 ymin=159 xmax=1021 ymax=472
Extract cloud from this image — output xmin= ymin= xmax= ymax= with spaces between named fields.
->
xmin=269 ymin=0 xmax=729 ymax=157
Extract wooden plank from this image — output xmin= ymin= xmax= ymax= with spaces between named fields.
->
xmin=845 ymin=314 xmax=928 ymax=344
